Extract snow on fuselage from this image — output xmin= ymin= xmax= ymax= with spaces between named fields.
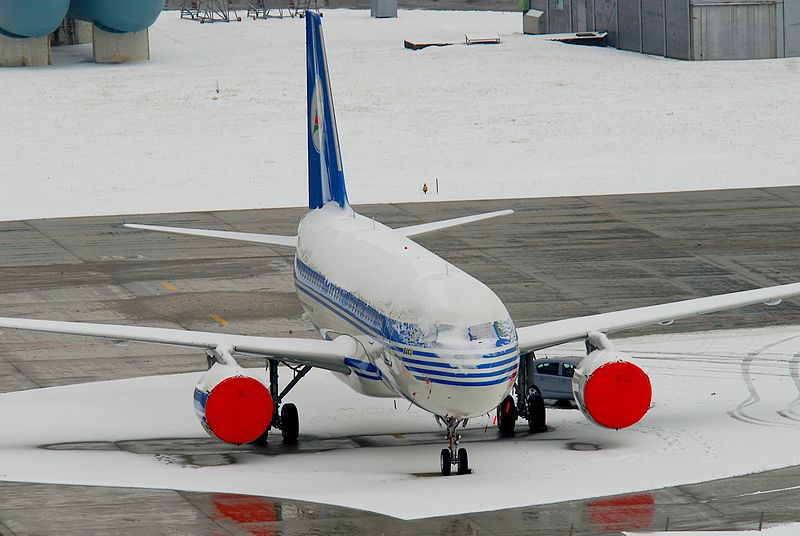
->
xmin=294 ymin=203 xmax=519 ymax=418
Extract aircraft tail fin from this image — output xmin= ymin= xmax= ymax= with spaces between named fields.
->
xmin=306 ymin=12 xmax=348 ymax=210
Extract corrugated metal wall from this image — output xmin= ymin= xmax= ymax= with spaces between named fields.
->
xmin=641 ymin=0 xmax=665 ymax=56
xmin=786 ymin=0 xmax=800 ymax=55
xmin=594 ymin=0 xmax=618 ymax=45
xmin=528 ymin=0 xmax=798 ymax=59
xmin=692 ymin=1 xmax=782 ymax=60
xmin=617 ymin=0 xmax=641 ymax=51
xmin=666 ymin=1 xmax=691 ymax=59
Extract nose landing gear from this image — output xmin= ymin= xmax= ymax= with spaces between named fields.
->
xmin=439 ymin=417 xmax=471 ymax=476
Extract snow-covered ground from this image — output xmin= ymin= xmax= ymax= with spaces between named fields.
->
xmin=2 ymin=325 xmax=800 ymax=520
xmin=2 ymin=10 xmax=800 ymax=222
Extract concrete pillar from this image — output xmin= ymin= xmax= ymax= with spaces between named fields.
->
xmin=92 ymin=26 xmax=149 ymax=64
xmin=52 ymin=19 xmax=93 ymax=46
xmin=0 ymin=34 xmax=50 ymax=67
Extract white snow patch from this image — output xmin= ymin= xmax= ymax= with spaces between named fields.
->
xmin=3 ymin=325 xmax=800 ymax=520
xmin=298 ymin=203 xmax=509 ymax=326
xmin=1 ymin=10 xmax=800 ymax=222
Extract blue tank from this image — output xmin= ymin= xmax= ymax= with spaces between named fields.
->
xmin=68 ymin=0 xmax=162 ymax=34
xmin=0 ymin=0 xmax=70 ymax=38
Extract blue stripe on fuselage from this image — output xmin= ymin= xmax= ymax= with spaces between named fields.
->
xmin=414 ymin=375 xmax=516 ymax=387
xmin=294 ymin=258 xmax=519 ymax=386
xmin=295 ymin=279 xmax=518 ymax=385
xmin=404 ymin=363 xmax=518 ymax=379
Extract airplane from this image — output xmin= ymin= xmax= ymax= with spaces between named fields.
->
xmin=2 ymin=12 xmax=800 ymax=476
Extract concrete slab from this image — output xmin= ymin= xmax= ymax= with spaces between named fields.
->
xmin=0 ymin=34 xmax=49 ymax=67
xmin=0 ymin=221 xmax=82 ymax=267
xmin=92 ymin=26 xmax=149 ymax=64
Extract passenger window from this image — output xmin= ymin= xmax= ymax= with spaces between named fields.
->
xmin=561 ymin=363 xmax=575 ymax=378
xmin=536 ymin=362 xmax=560 ymax=376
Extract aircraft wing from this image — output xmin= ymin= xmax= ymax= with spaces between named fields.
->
xmin=123 ymin=223 xmax=297 ymax=248
xmin=516 ymin=281 xmax=800 ymax=352
xmin=396 ymin=210 xmax=513 ymax=237
xmin=0 ymin=317 xmax=353 ymax=374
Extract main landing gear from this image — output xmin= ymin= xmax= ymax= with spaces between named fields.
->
xmin=253 ymin=359 xmax=311 ymax=445
xmin=496 ymin=351 xmax=547 ymax=435
xmin=439 ymin=417 xmax=471 ymax=476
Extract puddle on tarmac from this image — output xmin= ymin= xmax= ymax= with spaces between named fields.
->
xmin=39 ymin=426 xmax=560 ymax=468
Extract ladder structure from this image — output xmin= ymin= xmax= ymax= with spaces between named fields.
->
xmin=180 ymin=0 xmax=242 ymax=23
xmin=288 ymin=0 xmax=326 ymax=18
xmin=248 ymin=0 xmax=291 ymax=19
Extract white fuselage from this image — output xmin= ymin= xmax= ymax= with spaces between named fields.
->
xmin=293 ymin=203 xmax=519 ymax=418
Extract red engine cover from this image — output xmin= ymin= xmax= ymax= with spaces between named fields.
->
xmin=204 ymin=376 xmax=274 ymax=445
xmin=583 ymin=361 xmax=652 ymax=429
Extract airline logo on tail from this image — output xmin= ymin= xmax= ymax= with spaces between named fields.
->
xmin=306 ymin=11 xmax=348 ymax=210
xmin=310 ymin=75 xmax=323 ymax=153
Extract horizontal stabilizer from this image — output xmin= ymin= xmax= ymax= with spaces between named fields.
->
xmin=124 ymin=223 xmax=297 ymax=248
xmin=396 ymin=209 xmax=513 ymax=237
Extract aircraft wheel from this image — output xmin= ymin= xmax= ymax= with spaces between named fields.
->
xmin=457 ymin=448 xmax=469 ymax=475
xmin=440 ymin=448 xmax=452 ymax=476
xmin=281 ymin=403 xmax=299 ymax=444
xmin=497 ymin=395 xmax=517 ymax=435
xmin=527 ymin=392 xmax=547 ymax=433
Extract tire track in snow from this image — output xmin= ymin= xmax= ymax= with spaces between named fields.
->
xmin=728 ymin=335 xmax=800 ymax=428
xmin=777 ymin=351 xmax=800 ymax=423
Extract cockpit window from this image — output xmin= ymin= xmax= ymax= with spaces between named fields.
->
xmin=467 ymin=318 xmax=516 ymax=342
xmin=468 ymin=322 xmax=495 ymax=341
xmin=493 ymin=318 xmax=516 ymax=341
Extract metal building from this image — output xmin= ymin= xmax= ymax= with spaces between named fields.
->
xmin=528 ymin=0 xmax=800 ymax=60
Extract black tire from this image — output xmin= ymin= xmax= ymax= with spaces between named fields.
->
xmin=440 ymin=448 xmax=452 ymax=476
xmin=497 ymin=395 xmax=518 ymax=435
xmin=281 ymin=403 xmax=299 ymax=444
xmin=530 ymin=384 xmax=541 ymax=397
xmin=457 ymin=448 xmax=469 ymax=475
xmin=527 ymin=393 xmax=547 ymax=433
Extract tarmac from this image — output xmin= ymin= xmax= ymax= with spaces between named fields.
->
xmin=3 ymin=187 xmax=800 ymax=534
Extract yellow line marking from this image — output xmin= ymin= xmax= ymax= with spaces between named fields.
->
xmin=159 ymin=281 xmax=177 ymax=292
xmin=210 ymin=314 xmax=229 ymax=326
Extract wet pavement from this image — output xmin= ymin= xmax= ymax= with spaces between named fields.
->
xmin=0 ymin=464 xmax=798 ymax=535
xmin=3 ymin=188 xmax=800 ymax=534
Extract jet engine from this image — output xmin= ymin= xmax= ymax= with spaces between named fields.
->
xmin=572 ymin=333 xmax=652 ymax=430
xmin=193 ymin=364 xmax=274 ymax=445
